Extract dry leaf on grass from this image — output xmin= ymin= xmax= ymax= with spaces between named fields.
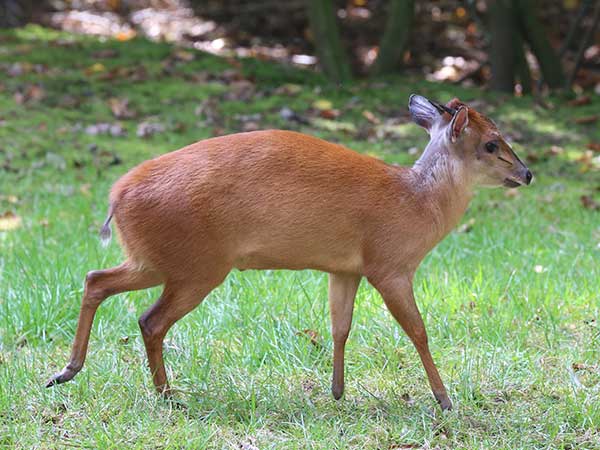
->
xmin=296 ymin=329 xmax=321 ymax=347
xmin=171 ymin=49 xmax=195 ymax=62
xmin=319 ymin=108 xmax=340 ymax=119
xmin=108 ymin=98 xmax=136 ymax=119
xmin=457 ymin=218 xmax=475 ymax=233
xmin=567 ymin=95 xmax=591 ymax=107
xmin=362 ymin=110 xmax=381 ymax=124
xmin=580 ymin=195 xmax=600 ymax=211
xmin=274 ymin=83 xmax=302 ymax=96
xmin=574 ymin=115 xmax=598 ymax=125
xmin=312 ymin=99 xmax=333 ymax=110
xmin=586 ymin=142 xmax=600 ymax=153
xmin=13 ymin=85 xmax=46 ymax=104
xmin=0 ymin=211 xmax=22 ymax=231
xmin=84 ymin=62 xmax=106 ymax=75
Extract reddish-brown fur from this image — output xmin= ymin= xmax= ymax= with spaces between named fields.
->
xmin=47 ymin=96 xmax=531 ymax=411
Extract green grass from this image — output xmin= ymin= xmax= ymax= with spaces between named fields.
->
xmin=1 ymin=25 xmax=599 ymax=449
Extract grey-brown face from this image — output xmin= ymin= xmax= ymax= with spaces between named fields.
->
xmin=473 ymin=132 xmax=532 ymax=188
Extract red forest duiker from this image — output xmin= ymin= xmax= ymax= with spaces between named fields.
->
xmin=47 ymin=95 xmax=532 ymax=410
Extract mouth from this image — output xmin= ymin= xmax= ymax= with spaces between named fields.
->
xmin=503 ymin=178 xmax=522 ymax=188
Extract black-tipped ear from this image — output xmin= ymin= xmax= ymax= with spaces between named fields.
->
xmin=408 ymin=94 xmax=441 ymax=133
xmin=450 ymin=106 xmax=469 ymax=142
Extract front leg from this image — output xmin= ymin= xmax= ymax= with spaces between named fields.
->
xmin=369 ymin=273 xmax=452 ymax=410
xmin=328 ymin=273 xmax=361 ymax=399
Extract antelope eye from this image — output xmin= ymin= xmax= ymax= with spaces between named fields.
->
xmin=485 ymin=142 xmax=498 ymax=153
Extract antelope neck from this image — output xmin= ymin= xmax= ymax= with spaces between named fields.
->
xmin=410 ymin=138 xmax=474 ymax=236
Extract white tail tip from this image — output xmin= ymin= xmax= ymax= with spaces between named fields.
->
xmin=99 ymin=225 xmax=112 ymax=247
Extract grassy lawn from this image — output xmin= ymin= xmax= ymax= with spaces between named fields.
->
xmin=1 ymin=26 xmax=599 ymax=449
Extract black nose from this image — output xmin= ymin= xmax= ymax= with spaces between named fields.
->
xmin=525 ymin=170 xmax=533 ymax=185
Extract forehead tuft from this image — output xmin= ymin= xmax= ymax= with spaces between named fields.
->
xmin=446 ymin=97 xmax=499 ymax=133
xmin=446 ymin=97 xmax=498 ymax=133
xmin=469 ymin=110 xmax=498 ymax=133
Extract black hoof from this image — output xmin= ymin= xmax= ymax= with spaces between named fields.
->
xmin=332 ymin=387 xmax=344 ymax=400
xmin=45 ymin=368 xmax=77 ymax=387
xmin=436 ymin=395 xmax=453 ymax=411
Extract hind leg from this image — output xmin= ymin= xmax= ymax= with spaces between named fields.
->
xmin=46 ymin=261 xmax=162 ymax=387
xmin=138 ymin=270 xmax=228 ymax=394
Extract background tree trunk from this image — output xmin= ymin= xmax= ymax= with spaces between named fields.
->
xmin=306 ymin=0 xmax=352 ymax=82
xmin=513 ymin=0 xmax=565 ymax=89
xmin=0 ymin=0 xmax=33 ymax=27
xmin=371 ymin=0 xmax=415 ymax=75
xmin=0 ymin=0 xmax=47 ymax=27
xmin=488 ymin=0 xmax=517 ymax=92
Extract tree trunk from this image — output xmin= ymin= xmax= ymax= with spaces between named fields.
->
xmin=0 ymin=0 xmax=47 ymax=27
xmin=513 ymin=0 xmax=565 ymax=89
xmin=306 ymin=0 xmax=352 ymax=83
xmin=371 ymin=0 xmax=415 ymax=75
xmin=488 ymin=0 xmax=517 ymax=92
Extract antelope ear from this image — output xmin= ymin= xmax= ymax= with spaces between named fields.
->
xmin=450 ymin=106 xmax=469 ymax=142
xmin=408 ymin=94 xmax=440 ymax=133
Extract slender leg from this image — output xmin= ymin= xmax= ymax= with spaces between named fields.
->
xmin=46 ymin=261 xmax=161 ymax=387
xmin=328 ymin=273 xmax=361 ymax=400
xmin=369 ymin=274 xmax=452 ymax=410
xmin=138 ymin=273 xmax=227 ymax=394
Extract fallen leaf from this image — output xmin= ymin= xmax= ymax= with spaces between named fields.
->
xmin=319 ymin=108 xmax=340 ymax=119
xmin=0 ymin=211 xmax=21 ymax=231
xmin=567 ymin=95 xmax=591 ymax=107
xmin=108 ymin=98 xmax=136 ymax=119
xmin=576 ymin=150 xmax=596 ymax=172
xmin=572 ymin=362 xmax=595 ymax=371
xmin=98 ymin=66 xmax=148 ymax=82
xmin=296 ymin=329 xmax=320 ymax=347
xmin=574 ymin=115 xmax=598 ymax=125
xmin=312 ymin=99 xmax=333 ymax=110
xmin=274 ymin=83 xmax=302 ymax=96
xmin=586 ymin=142 xmax=600 ymax=153
xmin=115 ymin=29 xmax=136 ymax=41
xmin=457 ymin=217 xmax=476 ymax=233
xmin=580 ymin=195 xmax=600 ymax=211
xmin=362 ymin=110 xmax=381 ymax=124
xmin=14 ymin=84 xmax=46 ymax=104
xmin=172 ymin=49 xmax=195 ymax=62
xmin=84 ymin=63 xmax=106 ymax=76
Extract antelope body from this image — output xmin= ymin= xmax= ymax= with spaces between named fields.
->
xmin=47 ymin=95 xmax=532 ymax=410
